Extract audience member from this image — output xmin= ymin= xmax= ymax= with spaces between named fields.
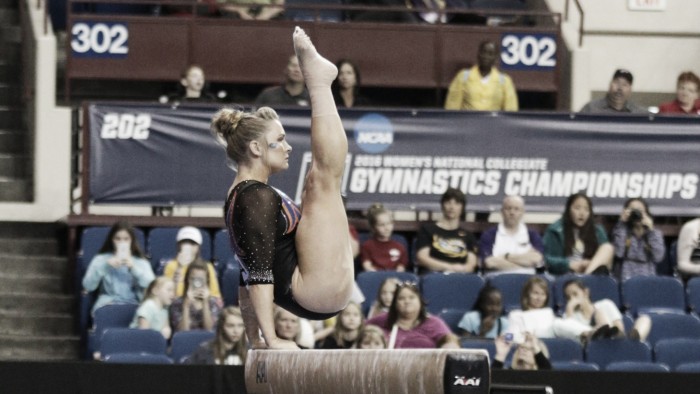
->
xmin=218 ymin=0 xmax=284 ymax=20
xmin=493 ymin=332 xmax=551 ymax=370
xmin=170 ymin=261 xmax=223 ymax=332
xmin=367 ymin=277 xmax=400 ymax=319
xmin=361 ymin=204 xmax=408 ymax=272
xmin=254 ymin=55 xmax=310 ymax=107
xmin=406 ymin=0 xmax=468 ymax=24
xmin=332 ymin=59 xmax=370 ymax=108
xmin=319 ymin=302 xmax=364 ymax=349
xmin=188 ymin=306 xmax=248 ymax=365
xmin=506 ymin=276 xmax=555 ymax=339
xmin=415 ymin=188 xmax=477 ymax=274
xmin=611 ymin=198 xmax=665 ymax=281
xmin=543 ymin=193 xmax=614 ymax=275
xmin=458 ymin=285 xmax=509 ymax=339
xmin=553 ymin=279 xmax=651 ymax=343
xmin=366 ymin=281 xmax=460 ymax=349
xmin=130 ymin=277 xmax=175 ymax=340
xmin=479 ymin=196 xmax=544 ymax=275
xmin=579 ymin=69 xmax=648 ymax=113
xmin=274 ymin=307 xmax=310 ymax=349
xmin=82 ymin=221 xmax=155 ymax=314
xmin=658 ymin=71 xmax=700 ymax=115
xmin=444 ymin=40 xmax=518 ymax=111
xmin=676 ymin=217 xmax=700 ymax=279
xmin=356 ymin=325 xmax=388 ymax=349
xmin=163 ymin=64 xmax=217 ymax=104
xmin=162 ymin=226 xmax=221 ymax=299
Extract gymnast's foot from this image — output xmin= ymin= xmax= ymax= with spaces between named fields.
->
xmin=293 ymin=26 xmax=337 ymax=88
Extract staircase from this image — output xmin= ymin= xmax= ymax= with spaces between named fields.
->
xmin=0 ymin=222 xmax=79 ymax=360
xmin=0 ymin=0 xmax=32 ymax=202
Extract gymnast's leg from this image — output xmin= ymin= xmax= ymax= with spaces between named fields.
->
xmin=290 ymin=27 xmax=354 ymax=313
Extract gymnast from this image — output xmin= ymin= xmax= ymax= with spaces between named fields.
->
xmin=212 ymin=27 xmax=355 ymax=350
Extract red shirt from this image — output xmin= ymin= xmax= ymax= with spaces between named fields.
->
xmin=658 ymin=99 xmax=700 ymax=115
xmin=360 ymin=238 xmax=408 ymax=271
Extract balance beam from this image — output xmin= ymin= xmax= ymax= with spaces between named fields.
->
xmin=245 ymin=349 xmax=490 ymax=394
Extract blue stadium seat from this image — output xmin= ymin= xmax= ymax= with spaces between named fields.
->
xmin=147 ymin=227 xmax=212 ymax=274
xmin=213 ymin=229 xmax=236 ymax=278
xmin=585 ymin=339 xmax=652 ymax=369
xmin=437 ymin=308 xmax=468 ymax=333
xmin=645 ymin=313 xmax=700 ymax=347
xmin=654 ymin=338 xmax=700 ymax=370
xmin=170 ymin=330 xmax=216 ymax=364
xmin=551 ymin=361 xmax=599 ymax=371
xmin=285 ymin=0 xmax=343 ymax=22
xmin=87 ymin=303 xmax=139 ymax=359
xmin=605 ymin=361 xmax=669 ymax=372
xmin=421 ymin=273 xmax=485 ymax=315
xmin=355 ymin=271 xmax=419 ymax=316
xmin=221 ymin=265 xmax=241 ymax=307
xmin=460 ymin=339 xmax=496 ymax=361
xmin=100 ymin=328 xmax=168 ymax=359
xmin=675 ymin=361 xmax=700 ymax=373
xmin=487 ymin=273 xmax=543 ymax=313
xmin=621 ymin=276 xmax=686 ymax=316
xmin=104 ymin=353 xmax=173 ymax=364
xmin=685 ymin=277 xmax=700 ymax=315
xmin=552 ymin=273 xmax=621 ymax=312
xmin=540 ymin=337 xmax=584 ymax=363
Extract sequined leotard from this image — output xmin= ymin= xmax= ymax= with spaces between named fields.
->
xmin=225 ymin=179 xmax=338 ymax=320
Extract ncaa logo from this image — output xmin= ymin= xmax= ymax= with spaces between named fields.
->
xmin=354 ymin=113 xmax=393 ymax=154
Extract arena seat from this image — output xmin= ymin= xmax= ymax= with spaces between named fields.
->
xmin=421 ymin=273 xmax=485 ymax=315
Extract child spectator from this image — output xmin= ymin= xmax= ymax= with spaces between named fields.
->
xmin=356 ymin=325 xmax=387 ymax=349
xmin=82 ymin=221 xmax=155 ymax=314
xmin=319 ymin=302 xmax=365 ymax=349
xmin=367 ymin=277 xmax=400 ymax=319
xmin=130 ymin=277 xmax=175 ymax=340
xmin=188 ymin=306 xmax=248 ymax=365
xmin=506 ymin=277 xmax=555 ymax=339
xmin=162 ymin=226 xmax=222 ymax=299
xmin=458 ymin=285 xmax=509 ymax=339
xmin=170 ymin=261 xmax=223 ymax=332
xmin=493 ymin=332 xmax=551 ymax=370
xmin=658 ymin=71 xmax=700 ymax=115
xmin=361 ymin=203 xmax=408 ymax=272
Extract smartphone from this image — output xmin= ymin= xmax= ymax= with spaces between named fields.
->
xmin=504 ymin=331 xmax=525 ymax=345
xmin=178 ymin=244 xmax=194 ymax=265
xmin=116 ymin=241 xmax=130 ymax=261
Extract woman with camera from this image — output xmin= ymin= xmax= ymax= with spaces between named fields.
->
xmin=611 ymin=198 xmax=666 ymax=281
xmin=169 ymin=260 xmax=223 ymax=332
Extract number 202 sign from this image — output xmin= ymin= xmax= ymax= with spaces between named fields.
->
xmin=71 ymin=21 xmax=129 ymax=58
xmin=500 ymin=33 xmax=556 ymax=71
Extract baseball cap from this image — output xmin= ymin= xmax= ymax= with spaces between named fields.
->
xmin=613 ymin=69 xmax=633 ymax=84
xmin=176 ymin=226 xmax=202 ymax=245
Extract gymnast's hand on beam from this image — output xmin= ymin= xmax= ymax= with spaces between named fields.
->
xmin=266 ymin=337 xmax=300 ymax=350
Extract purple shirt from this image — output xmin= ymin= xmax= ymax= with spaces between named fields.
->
xmin=366 ymin=312 xmax=452 ymax=349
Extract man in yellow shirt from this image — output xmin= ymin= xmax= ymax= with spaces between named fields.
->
xmin=444 ymin=40 xmax=519 ymax=111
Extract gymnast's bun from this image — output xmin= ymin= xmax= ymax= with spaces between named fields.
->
xmin=211 ymin=107 xmax=279 ymax=164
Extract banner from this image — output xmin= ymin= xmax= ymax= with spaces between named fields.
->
xmin=88 ymin=103 xmax=700 ymax=215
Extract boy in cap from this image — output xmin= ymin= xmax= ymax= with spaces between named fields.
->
xmin=580 ymin=69 xmax=648 ymax=113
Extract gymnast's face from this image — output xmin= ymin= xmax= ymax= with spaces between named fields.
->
xmin=223 ymin=313 xmax=245 ymax=343
xmin=274 ymin=309 xmax=300 ymax=341
xmin=262 ymin=121 xmax=292 ymax=173
xmin=395 ymin=287 xmax=421 ymax=318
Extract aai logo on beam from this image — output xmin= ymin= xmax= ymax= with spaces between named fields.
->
xmin=354 ymin=113 xmax=394 ymax=154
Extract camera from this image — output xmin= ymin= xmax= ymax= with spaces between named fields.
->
xmin=627 ymin=209 xmax=643 ymax=225
xmin=191 ymin=278 xmax=205 ymax=289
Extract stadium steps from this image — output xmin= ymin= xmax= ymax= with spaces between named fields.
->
xmin=0 ymin=222 xmax=79 ymax=360
xmin=0 ymin=0 xmax=31 ymax=202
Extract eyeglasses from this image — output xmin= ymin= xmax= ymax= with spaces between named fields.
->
xmin=395 ymin=280 xmax=419 ymax=289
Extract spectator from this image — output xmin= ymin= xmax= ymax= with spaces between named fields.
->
xmin=406 ymin=0 xmax=469 ymax=24
xmin=274 ymin=307 xmax=309 ymax=349
xmin=479 ymin=196 xmax=544 ymax=275
xmin=218 ymin=0 xmax=284 ymax=20
xmin=543 ymin=193 xmax=614 ymax=275
xmin=360 ymin=203 xmax=408 ymax=272
xmin=164 ymin=64 xmax=217 ymax=104
xmin=415 ymin=188 xmax=478 ymax=274
xmin=319 ymin=302 xmax=364 ymax=349
xmin=579 ymin=69 xmax=648 ymax=113
xmin=506 ymin=276 xmax=555 ymax=339
xmin=170 ymin=261 xmax=223 ymax=332
xmin=367 ymin=277 xmax=400 ymax=319
xmin=676 ymin=217 xmax=700 ymax=279
xmin=188 ymin=306 xmax=248 ymax=365
xmin=82 ymin=221 xmax=155 ymax=314
xmin=444 ymin=40 xmax=518 ymax=111
xmin=254 ymin=55 xmax=310 ymax=107
xmin=611 ymin=198 xmax=665 ymax=281
xmin=458 ymin=285 xmax=509 ymax=339
xmin=162 ymin=226 xmax=222 ymax=299
xmin=130 ymin=277 xmax=175 ymax=340
xmin=366 ymin=281 xmax=460 ymax=349
xmin=356 ymin=325 xmax=387 ymax=349
xmin=658 ymin=71 xmax=700 ymax=115
xmin=332 ymin=59 xmax=370 ymax=108
xmin=493 ymin=332 xmax=551 ymax=370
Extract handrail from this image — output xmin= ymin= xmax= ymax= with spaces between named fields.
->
xmin=564 ymin=0 xmax=584 ymax=47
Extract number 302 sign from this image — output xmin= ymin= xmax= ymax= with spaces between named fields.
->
xmin=500 ymin=33 xmax=556 ymax=71
xmin=71 ymin=21 xmax=129 ymax=58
